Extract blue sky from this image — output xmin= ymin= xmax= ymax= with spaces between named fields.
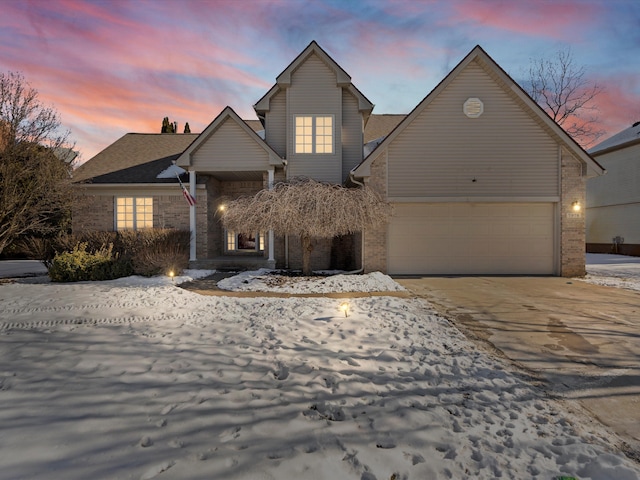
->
xmin=1 ymin=0 xmax=639 ymax=161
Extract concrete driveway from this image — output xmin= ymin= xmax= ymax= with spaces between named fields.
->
xmin=396 ymin=276 xmax=640 ymax=452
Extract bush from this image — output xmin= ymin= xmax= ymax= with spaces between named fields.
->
xmin=130 ymin=229 xmax=190 ymax=277
xmin=45 ymin=229 xmax=190 ymax=281
xmin=48 ymin=242 xmax=133 ymax=282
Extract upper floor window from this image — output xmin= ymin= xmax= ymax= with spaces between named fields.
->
xmin=115 ymin=197 xmax=153 ymax=230
xmin=295 ymin=115 xmax=333 ymax=154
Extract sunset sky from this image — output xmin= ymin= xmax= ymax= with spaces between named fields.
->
xmin=1 ymin=0 xmax=639 ymax=163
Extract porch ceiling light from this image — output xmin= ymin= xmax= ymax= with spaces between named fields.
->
xmin=571 ymin=201 xmax=581 ymax=212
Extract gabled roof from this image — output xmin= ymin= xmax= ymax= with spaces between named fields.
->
xmin=176 ymin=106 xmax=282 ymax=168
xmin=352 ymin=45 xmax=605 ymax=179
xmin=253 ymin=41 xmax=374 ymax=119
xmin=589 ymin=121 xmax=640 ymax=155
xmin=73 ymin=133 xmax=198 ymax=184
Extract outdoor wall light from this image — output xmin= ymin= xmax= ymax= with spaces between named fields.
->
xmin=571 ymin=201 xmax=581 ymax=212
xmin=340 ymin=302 xmax=350 ymax=317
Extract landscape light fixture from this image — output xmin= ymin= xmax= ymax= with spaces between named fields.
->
xmin=169 ymin=270 xmax=175 ymax=282
xmin=340 ymin=302 xmax=350 ymax=317
xmin=571 ymin=201 xmax=581 ymax=212
xmin=218 ymin=204 xmax=226 ymax=212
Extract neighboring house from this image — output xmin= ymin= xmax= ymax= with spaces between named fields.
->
xmin=73 ymin=41 xmax=603 ymax=276
xmin=586 ymin=122 xmax=640 ymax=256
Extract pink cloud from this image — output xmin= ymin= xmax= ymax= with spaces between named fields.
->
xmin=590 ymin=72 xmax=640 ymax=140
xmin=449 ymin=0 xmax=601 ymax=41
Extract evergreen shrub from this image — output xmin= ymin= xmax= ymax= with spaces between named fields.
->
xmin=49 ymin=242 xmax=133 ymax=282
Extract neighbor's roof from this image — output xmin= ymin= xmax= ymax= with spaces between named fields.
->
xmin=73 ymin=133 xmax=199 ymax=184
xmin=363 ymin=114 xmax=406 ymax=143
xmin=589 ymin=121 xmax=640 ymax=155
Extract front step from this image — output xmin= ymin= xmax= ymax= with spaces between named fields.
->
xmin=189 ymin=256 xmax=275 ymax=271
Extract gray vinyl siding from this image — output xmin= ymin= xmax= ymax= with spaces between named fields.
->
xmin=342 ymin=90 xmax=363 ymax=182
xmin=587 ymin=144 xmax=640 ymax=208
xmin=387 ymin=60 xmax=559 ymax=198
xmin=287 ymin=53 xmax=342 ymax=183
xmin=191 ymin=119 xmax=269 ymax=171
xmin=586 ymin=143 xmax=640 ymax=245
xmin=587 ymin=203 xmax=640 ymax=244
xmin=265 ymin=90 xmax=286 ymax=157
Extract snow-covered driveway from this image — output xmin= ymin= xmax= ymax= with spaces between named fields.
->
xmin=0 ymin=271 xmax=639 ymax=479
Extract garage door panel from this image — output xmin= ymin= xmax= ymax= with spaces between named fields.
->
xmin=388 ymin=203 xmax=555 ymax=275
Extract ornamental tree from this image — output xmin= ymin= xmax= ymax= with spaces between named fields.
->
xmin=221 ymin=177 xmax=390 ymax=275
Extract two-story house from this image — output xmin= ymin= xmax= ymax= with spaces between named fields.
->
xmin=73 ymin=41 xmax=603 ymax=276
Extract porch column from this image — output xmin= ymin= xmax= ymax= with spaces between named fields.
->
xmin=267 ymin=168 xmax=275 ymax=264
xmin=189 ymin=170 xmax=196 ymax=261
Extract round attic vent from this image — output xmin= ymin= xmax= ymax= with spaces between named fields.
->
xmin=463 ymin=98 xmax=484 ymax=118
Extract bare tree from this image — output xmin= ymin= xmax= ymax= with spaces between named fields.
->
xmin=222 ymin=177 xmax=390 ymax=275
xmin=526 ymin=49 xmax=604 ymax=147
xmin=0 ymin=71 xmax=75 ymax=255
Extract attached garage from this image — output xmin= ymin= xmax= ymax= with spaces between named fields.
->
xmin=353 ymin=46 xmax=604 ymax=277
xmin=388 ymin=203 xmax=555 ymax=275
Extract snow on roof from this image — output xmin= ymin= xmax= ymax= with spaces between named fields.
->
xmin=589 ymin=121 xmax=640 ymax=154
xmin=363 ymin=136 xmax=386 ymax=158
xmin=156 ymin=162 xmax=186 ymax=179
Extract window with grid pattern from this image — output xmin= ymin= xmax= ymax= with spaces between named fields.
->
xmin=115 ymin=197 xmax=153 ymax=230
xmin=226 ymin=231 xmax=265 ymax=252
xmin=295 ymin=115 xmax=333 ymax=154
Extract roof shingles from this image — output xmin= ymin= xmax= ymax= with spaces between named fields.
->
xmin=73 ymin=133 xmax=199 ymax=184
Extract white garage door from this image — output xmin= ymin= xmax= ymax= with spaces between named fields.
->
xmin=388 ymin=203 xmax=555 ymax=275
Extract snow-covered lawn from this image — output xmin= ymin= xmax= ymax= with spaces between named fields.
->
xmin=0 ymin=261 xmax=639 ymax=479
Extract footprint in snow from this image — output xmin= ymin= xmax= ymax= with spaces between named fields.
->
xmin=273 ymin=363 xmax=289 ymax=380
xmin=219 ymin=426 xmax=241 ymax=442
xmin=139 ymin=460 xmax=175 ymax=480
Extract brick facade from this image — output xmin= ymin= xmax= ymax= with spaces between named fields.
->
xmin=204 ymin=178 xmax=265 ymax=258
xmin=72 ymin=188 xmax=208 ymax=258
xmin=560 ymin=149 xmax=587 ymax=277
